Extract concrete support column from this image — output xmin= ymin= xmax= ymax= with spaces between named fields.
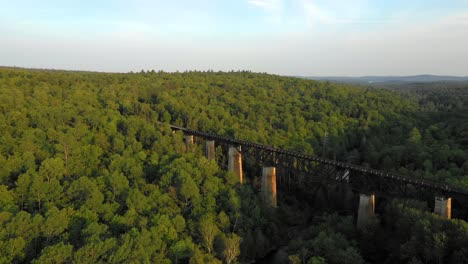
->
xmin=357 ymin=193 xmax=375 ymax=229
xmin=262 ymin=167 xmax=277 ymax=207
xmin=185 ymin=135 xmax=194 ymax=147
xmin=228 ymin=146 xmax=243 ymax=184
xmin=434 ymin=196 xmax=452 ymax=219
xmin=205 ymin=141 xmax=215 ymax=161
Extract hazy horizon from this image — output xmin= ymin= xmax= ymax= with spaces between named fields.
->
xmin=1 ymin=0 xmax=468 ymax=76
xmin=3 ymin=65 xmax=468 ymax=79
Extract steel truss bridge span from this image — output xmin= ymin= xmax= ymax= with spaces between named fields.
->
xmin=166 ymin=124 xmax=468 ymax=201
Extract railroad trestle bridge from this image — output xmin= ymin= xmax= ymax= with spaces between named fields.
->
xmin=164 ymin=123 xmax=468 ymax=226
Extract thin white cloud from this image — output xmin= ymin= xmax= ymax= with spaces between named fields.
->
xmin=300 ymin=0 xmax=399 ymax=27
xmin=247 ymin=0 xmax=282 ymax=11
xmin=302 ymin=0 xmax=335 ymax=25
xmin=438 ymin=12 xmax=468 ymax=25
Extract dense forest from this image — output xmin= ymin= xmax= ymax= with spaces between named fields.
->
xmin=0 ymin=68 xmax=468 ymax=263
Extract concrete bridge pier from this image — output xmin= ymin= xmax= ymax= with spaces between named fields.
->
xmin=205 ymin=140 xmax=216 ymax=161
xmin=434 ymin=196 xmax=451 ymax=219
xmin=262 ymin=167 xmax=277 ymax=208
xmin=228 ymin=146 xmax=243 ymax=184
xmin=185 ymin=135 xmax=194 ymax=147
xmin=357 ymin=193 xmax=376 ymax=229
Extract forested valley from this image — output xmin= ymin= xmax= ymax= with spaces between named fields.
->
xmin=1 ymin=67 xmax=468 ymax=263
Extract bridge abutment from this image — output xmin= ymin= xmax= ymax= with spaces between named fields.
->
xmin=262 ymin=167 xmax=277 ymax=208
xmin=205 ymin=140 xmax=215 ymax=161
xmin=357 ymin=193 xmax=375 ymax=229
xmin=434 ymin=196 xmax=451 ymax=219
xmin=228 ymin=146 xmax=243 ymax=184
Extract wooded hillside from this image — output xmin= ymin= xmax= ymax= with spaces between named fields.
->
xmin=0 ymin=68 xmax=467 ymax=263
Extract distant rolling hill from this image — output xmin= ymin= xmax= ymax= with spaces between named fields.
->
xmin=306 ymin=75 xmax=468 ymax=84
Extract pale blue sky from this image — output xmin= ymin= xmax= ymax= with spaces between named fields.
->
xmin=1 ymin=0 xmax=468 ymax=75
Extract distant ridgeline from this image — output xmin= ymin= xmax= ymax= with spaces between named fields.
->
xmin=0 ymin=67 xmax=468 ymax=263
xmin=308 ymin=75 xmax=468 ymax=84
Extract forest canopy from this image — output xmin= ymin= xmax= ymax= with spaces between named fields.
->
xmin=0 ymin=68 xmax=467 ymax=263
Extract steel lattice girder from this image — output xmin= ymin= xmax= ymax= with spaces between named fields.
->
xmin=165 ymin=123 xmax=468 ymax=199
